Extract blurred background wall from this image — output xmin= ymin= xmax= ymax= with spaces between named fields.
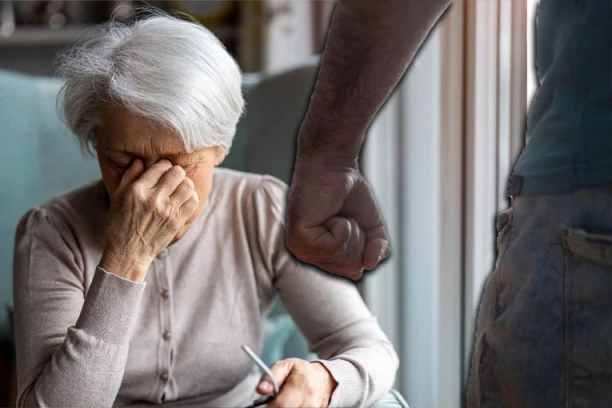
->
xmin=0 ymin=0 xmax=335 ymax=75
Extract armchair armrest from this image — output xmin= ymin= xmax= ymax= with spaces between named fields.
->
xmin=370 ymin=389 xmax=410 ymax=408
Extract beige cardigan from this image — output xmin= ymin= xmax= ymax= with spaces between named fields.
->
xmin=12 ymin=168 xmax=398 ymax=408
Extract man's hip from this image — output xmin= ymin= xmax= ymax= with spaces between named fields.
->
xmin=466 ymin=184 xmax=612 ymax=407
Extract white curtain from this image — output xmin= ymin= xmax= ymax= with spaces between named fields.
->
xmin=362 ymin=1 xmax=527 ymax=406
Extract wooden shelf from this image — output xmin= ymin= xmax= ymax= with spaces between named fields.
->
xmin=0 ymin=26 xmax=89 ymax=47
xmin=0 ymin=24 xmax=237 ymax=48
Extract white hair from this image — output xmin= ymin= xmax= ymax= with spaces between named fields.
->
xmin=57 ymin=12 xmax=244 ymax=153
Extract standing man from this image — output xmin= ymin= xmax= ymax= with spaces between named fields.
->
xmin=286 ymin=0 xmax=612 ymax=406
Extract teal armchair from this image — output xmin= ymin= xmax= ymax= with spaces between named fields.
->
xmin=0 ymin=68 xmax=407 ymax=407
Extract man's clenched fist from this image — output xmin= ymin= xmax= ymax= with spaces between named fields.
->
xmin=286 ymin=156 xmax=390 ymax=280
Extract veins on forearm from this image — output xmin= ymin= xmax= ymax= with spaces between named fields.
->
xmin=299 ymin=0 xmax=451 ymax=160
xmin=311 ymin=1 xmax=385 ymax=123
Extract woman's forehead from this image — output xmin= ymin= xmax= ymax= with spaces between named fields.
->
xmin=98 ymin=105 xmax=188 ymax=159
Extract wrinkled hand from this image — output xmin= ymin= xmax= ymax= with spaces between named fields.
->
xmin=99 ymin=159 xmax=199 ymax=281
xmin=255 ymin=359 xmax=337 ymax=408
xmin=286 ymin=157 xmax=390 ymax=280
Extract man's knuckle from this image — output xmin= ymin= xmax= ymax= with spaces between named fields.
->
xmin=329 ymin=240 xmax=345 ymax=256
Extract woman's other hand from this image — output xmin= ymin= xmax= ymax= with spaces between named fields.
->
xmin=99 ymin=158 xmax=199 ymax=281
xmin=255 ymin=359 xmax=337 ymax=408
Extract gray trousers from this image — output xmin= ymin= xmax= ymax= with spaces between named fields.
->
xmin=466 ymin=184 xmax=612 ymax=407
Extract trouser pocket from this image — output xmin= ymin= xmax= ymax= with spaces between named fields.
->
xmin=495 ymin=208 xmax=513 ymax=253
xmin=562 ymin=228 xmax=612 ymax=407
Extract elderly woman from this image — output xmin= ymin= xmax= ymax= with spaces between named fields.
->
xmin=12 ymin=13 xmax=398 ymax=408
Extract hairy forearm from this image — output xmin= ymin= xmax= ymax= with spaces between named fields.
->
xmin=298 ymin=0 xmax=451 ymax=161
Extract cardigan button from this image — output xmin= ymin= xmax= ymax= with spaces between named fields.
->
xmin=160 ymin=372 xmax=169 ymax=381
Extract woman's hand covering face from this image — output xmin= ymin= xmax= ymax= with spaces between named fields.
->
xmin=99 ymin=158 xmax=199 ymax=282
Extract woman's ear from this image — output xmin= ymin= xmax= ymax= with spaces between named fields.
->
xmin=213 ymin=147 xmax=227 ymax=166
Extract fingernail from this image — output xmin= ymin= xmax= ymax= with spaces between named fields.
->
xmin=378 ymin=244 xmax=390 ymax=262
xmin=258 ymin=380 xmax=273 ymax=392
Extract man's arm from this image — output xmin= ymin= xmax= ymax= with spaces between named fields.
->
xmin=299 ymin=0 xmax=451 ymax=162
xmin=287 ymin=0 xmax=451 ymax=279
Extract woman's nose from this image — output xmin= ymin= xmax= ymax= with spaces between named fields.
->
xmin=143 ymin=158 xmax=173 ymax=169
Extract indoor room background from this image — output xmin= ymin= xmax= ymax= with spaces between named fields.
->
xmin=0 ymin=1 xmax=538 ymax=407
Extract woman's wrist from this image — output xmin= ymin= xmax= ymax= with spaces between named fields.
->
xmin=311 ymin=362 xmax=338 ymax=406
xmin=99 ymin=248 xmax=152 ymax=282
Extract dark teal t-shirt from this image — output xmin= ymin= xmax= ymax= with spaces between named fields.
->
xmin=511 ymin=0 xmax=612 ymax=195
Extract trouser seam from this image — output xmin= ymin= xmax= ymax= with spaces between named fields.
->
xmin=563 ymin=234 xmax=572 ymax=408
xmin=493 ymin=210 xmax=515 ymax=321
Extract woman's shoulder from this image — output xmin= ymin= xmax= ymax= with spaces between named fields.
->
xmin=212 ymin=168 xmax=288 ymax=208
xmin=17 ymin=180 xmax=106 ymax=239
